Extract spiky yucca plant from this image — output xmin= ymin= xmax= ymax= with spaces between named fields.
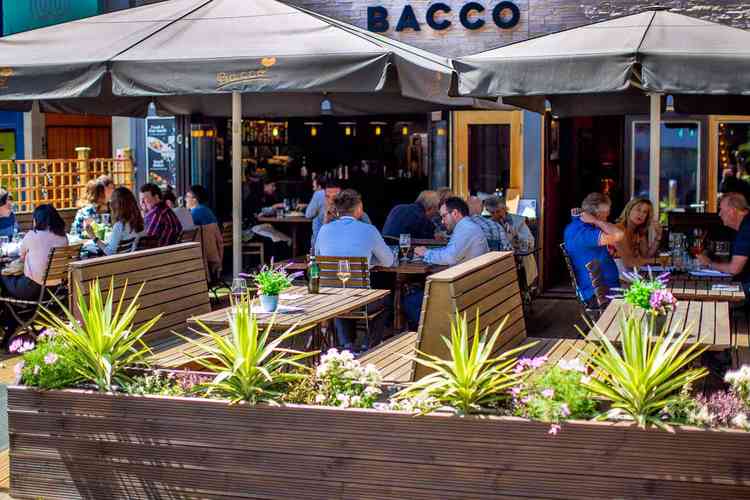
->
xmin=180 ymin=299 xmax=315 ymax=404
xmin=394 ymin=311 xmax=535 ymax=415
xmin=583 ymin=314 xmax=708 ymax=428
xmin=40 ymin=279 xmax=160 ymax=391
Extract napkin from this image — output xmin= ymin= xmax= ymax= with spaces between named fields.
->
xmin=689 ymin=269 xmax=733 ymax=278
xmin=251 ymin=305 xmax=304 ymax=315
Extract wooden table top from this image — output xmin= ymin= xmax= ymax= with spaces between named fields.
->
xmin=372 ymin=261 xmax=448 ymax=275
xmin=667 ymin=277 xmax=745 ymax=302
xmin=188 ymin=286 xmax=389 ymax=330
xmin=257 ymin=215 xmax=311 ymax=224
xmin=588 ymin=298 xmax=731 ymax=351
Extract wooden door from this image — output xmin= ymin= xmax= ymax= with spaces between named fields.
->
xmin=45 ymin=114 xmax=112 ymax=159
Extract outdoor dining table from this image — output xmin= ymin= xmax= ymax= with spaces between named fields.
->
xmin=256 ymin=215 xmax=311 ymax=257
xmin=588 ymin=298 xmax=731 ymax=351
xmin=666 ymin=276 xmax=745 ymax=303
xmin=188 ymin=286 xmax=390 ymax=352
xmin=372 ymin=260 xmax=448 ymax=331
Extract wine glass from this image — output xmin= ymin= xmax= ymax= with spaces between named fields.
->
xmin=231 ymin=278 xmax=248 ymax=305
xmin=337 ymin=260 xmax=351 ymax=289
xmin=399 ymin=233 xmax=411 ymax=262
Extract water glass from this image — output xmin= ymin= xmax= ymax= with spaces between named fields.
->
xmin=231 ymin=278 xmax=248 ymax=304
xmin=399 ymin=233 xmax=411 ymax=262
xmin=276 ymin=208 xmax=285 ymax=219
xmin=0 ymin=236 xmax=9 ymax=256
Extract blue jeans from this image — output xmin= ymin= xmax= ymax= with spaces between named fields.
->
xmin=403 ymin=287 xmax=424 ymax=331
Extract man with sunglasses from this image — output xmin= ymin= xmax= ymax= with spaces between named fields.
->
xmin=414 ymin=197 xmax=488 ymax=266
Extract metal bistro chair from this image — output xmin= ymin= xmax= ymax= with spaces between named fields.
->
xmin=560 ymin=243 xmax=606 ymax=322
xmin=0 ymin=243 xmax=82 ymax=344
xmin=514 ymin=247 xmax=540 ymax=316
xmin=316 ymin=256 xmax=386 ymax=352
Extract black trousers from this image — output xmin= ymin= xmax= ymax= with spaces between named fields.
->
xmin=0 ymin=275 xmax=42 ymax=346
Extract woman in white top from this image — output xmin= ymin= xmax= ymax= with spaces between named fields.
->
xmin=86 ymin=187 xmax=144 ymax=255
xmin=2 ymin=204 xmax=68 ymax=301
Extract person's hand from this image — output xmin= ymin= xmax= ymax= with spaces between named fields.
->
xmin=651 ymin=220 xmax=663 ymax=237
xmin=84 ymin=224 xmax=95 ymax=239
xmin=580 ymin=212 xmax=598 ymax=226
xmin=696 ymin=253 xmax=712 ymax=267
xmin=414 ymin=246 xmax=427 ymax=257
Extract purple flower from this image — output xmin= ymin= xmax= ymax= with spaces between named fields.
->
xmin=44 ymin=353 xmax=58 ymax=365
xmin=510 ymin=387 xmax=522 ymax=397
xmin=541 ymin=388 xmax=554 ymax=398
xmin=560 ymin=403 xmax=571 ymax=418
xmin=8 ymin=338 xmax=22 ymax=353
xmin=649 ymin=289 xmax=677 ymax=313
xmin=548 ymin=424 xmax=561 ymax=435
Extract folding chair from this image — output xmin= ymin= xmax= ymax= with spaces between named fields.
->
xmin=560 ymin=243 xmax=605 ymax=322
xmin=0 ymin=244 xmax=82 ymax=344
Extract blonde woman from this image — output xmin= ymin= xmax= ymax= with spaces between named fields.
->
xmin=614 ymin=197 xmax=662 ymax=267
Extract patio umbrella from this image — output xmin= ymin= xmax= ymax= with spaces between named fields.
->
xmin=454 ymin=8 xmax=750 ymax=209
xmin=0 ymin=0 xmax=491 ymax=276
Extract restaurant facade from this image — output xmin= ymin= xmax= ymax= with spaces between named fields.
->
xmin=4 ymin=0 xmax=750 ymax=289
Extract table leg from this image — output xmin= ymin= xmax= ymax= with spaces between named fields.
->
xmin=394 ymin=274 xmax=405 ymax=332
xmin=291 ymin=225 xmax=299 ymax=257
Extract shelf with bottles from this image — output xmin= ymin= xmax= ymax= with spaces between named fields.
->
xmin=227 ymin=120 xmax=288 ymax=146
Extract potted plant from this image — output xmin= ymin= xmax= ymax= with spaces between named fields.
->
xmin=622 ymin=268 xmax=677 ymax=333
xmin=250 ymin=264 xmax=297 ymax=312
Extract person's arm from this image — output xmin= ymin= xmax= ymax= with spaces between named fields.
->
xmin=103 ymin=222 xmax=124 ymax=256
xmin=699 ymin=253 xmax=748 ymax=275
xmin=514 ymin=218 xmax=535 ymax=249
xmin=580 ymin=212 xmax=624 ymax=246
xmin=371 ymin=229 xmax=395 ymax=267
xmin=305 ymin=191 xmax=323 ymax=219
xmin=646 ymin=221 xmax=663 ymax=257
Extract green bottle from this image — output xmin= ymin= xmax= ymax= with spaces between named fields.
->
xmin=308 ymin=255 xmax=320 ymax=294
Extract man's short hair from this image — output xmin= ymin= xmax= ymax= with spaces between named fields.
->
xmin=483 ymin=195 xmax=506 ymax=212
xmin=721 ymin=192 xmax=750 ymax=211
xmin=416 ymin=190 xmax=439 ymax=211
xmin=326 ymin=179 xmax=342 ymax=190
xmin=581 ymin=193 xmax=611 ymax=215
xmin=333 ymin=189 xmax=362 ymax=215
xmin=442 ymin=196 xmax=469 ymax=217
xmin=139 ymin=183 xmax=162 ymax=199
xmin=97 ymin=175 xmax=114 ymax=188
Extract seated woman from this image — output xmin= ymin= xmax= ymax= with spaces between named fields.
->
xmin=613 ymin=197 xmax=662 ymax=268
xmin=163 ymin=188 xmax=195 ymax=231
xmin=85 ymin=187 xmax=144 ymax=255
xmin=71 ymin=180 xmax=107 ymax=237
xmin=1 ymin=204 xmax=68 ymax=301
xmin=185 ymin=184 xmax=218 ymax=226
xmin=0 ymin=189 xmax=17 ymax=239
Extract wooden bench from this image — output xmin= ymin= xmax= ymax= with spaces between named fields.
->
xmin=68 ymin=242 xmax=211 ymax=349
xmin=17 ymin=207 xmax=77 ymax=232
xmin=360 ymin=251 xmax=591 ymax=383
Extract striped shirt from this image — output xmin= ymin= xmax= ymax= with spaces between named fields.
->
xmin=144 ymin=201 xmax=182 ymax=247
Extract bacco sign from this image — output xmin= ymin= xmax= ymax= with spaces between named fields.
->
xmin=367 ymin=1 xmax=521 ymax=32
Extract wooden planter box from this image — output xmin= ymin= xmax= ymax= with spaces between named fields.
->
xmin=8 ymin=385 xmax=750 ymax=499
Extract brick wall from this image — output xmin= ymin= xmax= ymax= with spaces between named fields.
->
xmin=291 ymin=0 xmax=750 ymax=56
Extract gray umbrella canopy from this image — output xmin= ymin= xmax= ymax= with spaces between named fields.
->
xmin=0 ymin=0 xmax=497 ymax=116
xmin=454 ymin=9 xmax=750 ymax=116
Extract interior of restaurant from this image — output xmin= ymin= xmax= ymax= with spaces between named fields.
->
xmin=190 ymin=113 xmax=447 ymax=239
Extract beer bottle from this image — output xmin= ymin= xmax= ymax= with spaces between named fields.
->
xmin=308 ymin=255 xmax=320 ymax=294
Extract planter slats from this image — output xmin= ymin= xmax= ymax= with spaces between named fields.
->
xmin=9 ymin=387 xmax=750 ymax=499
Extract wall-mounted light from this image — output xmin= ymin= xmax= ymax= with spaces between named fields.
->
xmin=272 ymin=127 xmax=279 ymax=137
xmin=436 ymin=128 xmax=446 ymax=136
xmin=375 ymin=126 xmax=382 ymax=136
xmin=402 ymin=126 xmax=409 ymax=136
xmin=311 ymin=126 xmax=318 ymax=137
xmin=191 ymin=130 xmax=205 ymax=138
xmin=206 ymin=129 xmax=215 ymax=138
xmin=339 ymin=122 xmax=356 ymax=137
xmin=370 ymin=121 xmax=386 ymax=137
xmin=304 ymin=122 xmax=322 ymax=138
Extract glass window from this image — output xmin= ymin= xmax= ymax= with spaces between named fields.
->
xmin=633 ymin=122 xmax=700 ymax=210
xmin=718 ymin=122 xmax=750 ymax=184
xmin=468 ymin=124 xmax=511 ymax=195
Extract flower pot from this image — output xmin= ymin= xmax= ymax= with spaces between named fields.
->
xmin=259 ymin=294 xmax=279 ymax=312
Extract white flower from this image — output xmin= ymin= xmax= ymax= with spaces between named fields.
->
xmin=314 ymin=394 xmax=326 ymax=404
xmin=336 ymin=393 xmax=350 ymax=408
xmin=326 ymin=348 xmax=339 ymax=357
xmin=732 ymin=413 xmax=750 ymax=430
xmin=691 ymin=406 xmax=715 ymax=427
xmin=364 ymin=385 xmax=381 ymax=397
xmin=558 ymin=358 xmax=587 ymax=373
xmin=349 ymin=395 xmax=362 ymax=407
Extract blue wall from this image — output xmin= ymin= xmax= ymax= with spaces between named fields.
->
xmin=0 ymin=111 xmax=24 ymax=160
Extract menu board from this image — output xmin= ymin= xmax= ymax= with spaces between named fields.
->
xmin=145 ymin=117 xmax=176 ymax=189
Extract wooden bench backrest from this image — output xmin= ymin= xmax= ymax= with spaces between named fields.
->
xmin=68 ymin=242 xmax=210 ymax=346
xmin=316 ymin=256 xmax=369 ymax=288
xmin=45 ymin=244 xmax=83 ymax=284
xmin=413 ymin=251 xmax=526 ymax=380
xmin=17 ymin=208 xmax=77 ymax=233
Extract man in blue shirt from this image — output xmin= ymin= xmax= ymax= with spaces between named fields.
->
xmin=563 ymin=193 xmax=623 ymax=305
xmin=311 ymin=179 xmax=373 ymax=247
xmin=698 ymin=192 xmax=750 ymax=293
xmin=414 ymin=197 xmax=489 ymax=266
xmin=185 ymin=185 xmax=218 ymax=227
xmin=382 ymin=190 xmax=440 ymax=240
xmin=316 ymin=189 xmax=394 ymax=352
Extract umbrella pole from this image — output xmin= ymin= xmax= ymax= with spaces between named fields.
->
xmin=232 ymin=92 xmax=243 ymax=279
xmin=649 ymin=93 xmax=661 ymax=217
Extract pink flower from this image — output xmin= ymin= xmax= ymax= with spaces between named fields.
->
xmin=531 ymin=356 xmax=548 ymax=369
xmin=510 ymin=387 xmax=522 ymax=397
xmin=560 ymin=403 xmax=571 ymax=417
xmin=548 ymin=424 xmax=561 ymax=435
xmin=18 ymin=341 xmax=35 ymax=353
xmin=44 ymin=353 xmax=58 ymax=365
xmin=8 ymin=338 xmax=22 ymax=353
xmin=541 ymin=388 xmax=554 ymax=398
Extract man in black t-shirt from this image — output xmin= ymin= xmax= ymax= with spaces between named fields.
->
xmin=698 ymin=192 xmax=750 ymax=292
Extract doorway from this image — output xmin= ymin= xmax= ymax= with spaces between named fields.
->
xmin=468 ymin=124 xmax=511 ymax=194
xmin=45 ymin=114 xmax=112 ymax=159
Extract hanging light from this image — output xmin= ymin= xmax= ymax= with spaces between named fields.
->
xmin=370 ymin=121 xmax=386 ymax=136
xmin=304 ymin=122 xmax=322 ymax=138
xmin=272 ymin=127 xmax=279 ymax=137
xmin=311 ymin=126 xmax=318 ymax=137
xmin=339 ymin=121 xmax=356 ymax=137
xmin=402 ymin=126 xmax=409 ymax=136
xmin=375 ymin=126 xmax=382 ymax=136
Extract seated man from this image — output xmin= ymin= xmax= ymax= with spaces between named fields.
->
xmin=484 ymin=196 xmax=536 ymax=252
xmin=467 ymin=196 xmax=513 ymax=251
xmin=404 ymin=197 xmax=489 ymax=328
xmin=382 ymin=190 xmax=440 ymax=240
xmin=697 ymin=192 xmax=750 ymax=295
xmin=563 ymin=193 xmax=623 ymax=307
xmin=315 ymin=189 xmax=394 ymax=352
xmin=312 ymin=179 xmax=372 ymax=247
xmin=139 ymin=183 xmax=182 ymax=247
